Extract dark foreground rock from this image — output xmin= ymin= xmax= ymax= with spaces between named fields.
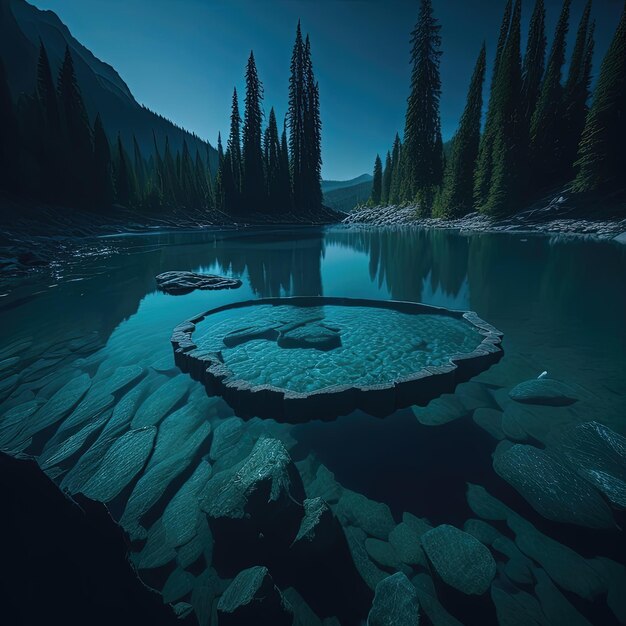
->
xmin=156 ymin=271 xmax=242 ymax=295
xmin=0 ymin=451 xmax=184 ymax=626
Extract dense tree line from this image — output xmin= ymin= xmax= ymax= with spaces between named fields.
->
xmin=373 ymin=0 xmax=625 ymax=218
xmin=1 ymin=21 xmax=324 ymax=217
xmin=217 ymin=21 xmax=323 ymax=215
xmin=0 ymin=43 xmax=216 ymax=213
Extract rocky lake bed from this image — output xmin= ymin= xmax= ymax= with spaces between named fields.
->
xmin=0 ymin=224 xmax=625 ymax=625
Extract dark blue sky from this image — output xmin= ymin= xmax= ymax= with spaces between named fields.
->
xmin=33 ymin=0 xmax=622 ymax=180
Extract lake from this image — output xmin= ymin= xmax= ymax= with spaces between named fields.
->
xmin=1 ymin=225 xmax=625 ymax=625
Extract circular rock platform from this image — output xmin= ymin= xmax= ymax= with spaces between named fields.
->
xmin=170 ymin=297 xmax=504 ymax=421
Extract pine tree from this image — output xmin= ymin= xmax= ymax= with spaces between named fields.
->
xmin=215 ymin=132 xmax=225 ymax=211
xmin=180 ymin=139 xmax=196 ymax=207
xmin=521 ymin=0 xmax=546 ymax=123
xmin=242 ymin=52 xmax=265 ymax=211
xmin=57 ymin=45 xmax=93 ymax=206
xmin=436 ymin=44 xmax=486 ymax=217
xmin=225 ymin=87 xmax=242 ymax=213
xmin=560 ymin=1 xmax=594 ymax=178
xmin=36 ymin=40 xmax=64 ymax=201
xmin=92 ymin=113 xmax=114 ymax=208
xmin=133 ymin=135 xmax=147 ymax=197
xmin=0 ymin=56 xmax=19 ymax=193
xmin=389 ymin=133 xmax=402 ymax=204
xmin=371 ymin=154 xmax=383 ymax=205
xmin=474 ymin=0 xmax=513 ymax=207
xmin=303 ymin=35 xmax=323 ymax=210
xmin=483 ymin=0 xmax=526 ymax=216
xmin=530 ymin=0 xmax=571 ymax=188
xmin=381 ymin=151 xmax=392 ymax=204
xmin=400 ymin=0 xmax=443 ymax=213
xmin=288 ymin=21 xmax=306 ymax=210
xmin=278 ymin=122 xmax=292 ymax=212
xmin=493 ymin=0 xmax=513 ymax=85
xmin=115 ymin=134 xmax=133 ymax=207
xmin=264 ymin=107 xmax=282 ymax=211
xmin=573 ymin=2 xmax=625 ymax=194
xmin=162 ymin=136 xmax=179 ymax=206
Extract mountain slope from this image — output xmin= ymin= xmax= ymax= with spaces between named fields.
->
xmin=321 ymin=173 xmax=372 ymax=194
xmin=0 ymin=0 xmax=217 ymax=170
xmin=323 ymin=180 xmax=373 ymax=213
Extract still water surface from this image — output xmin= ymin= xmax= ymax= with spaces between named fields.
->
xmin=1 ymin=226 xmax=625 ymax=625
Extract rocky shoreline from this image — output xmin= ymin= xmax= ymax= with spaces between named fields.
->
xmin=342 ymin=191 xmax=626 ymax=242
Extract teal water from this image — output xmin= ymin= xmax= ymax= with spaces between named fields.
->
xmin=1 ymin=226 xmax=625 ymax=625
xmin=194 ymin=303 xmax=483 ymax=392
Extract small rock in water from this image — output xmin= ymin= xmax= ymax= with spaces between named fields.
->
xmin=420 ymin=524 xmax=496 ymax=595
xmin=156 ymin=270 xmax=242 ymax=295
xmin=509 ymin=378 xmax=577 ymax=406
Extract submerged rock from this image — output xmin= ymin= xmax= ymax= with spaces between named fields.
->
xmin=21 ymin=373 xmax=91 ymax=439
xmin=156 ymin=270 xmax=242 ymax=295
xmin=201 ymin=437 xmax=302 ymax=520
xmin=420 ymin=524 xmax=496 ymax=595
xmin=490 ymin=581 xmax=546 ymax=626
xmin=131 ymin=375 xmax=190 ymax=428
xmin=79 ymin=426 xmax=156 ymax=502
xmin=534 ymin=568 xmax=592 ymax=626
xmin=217 ymin=566 xmax=292 ymax=626
xmin=367 ymin=572 xmax=420 ymax=626
xmin=472 ymin=407 xmax=506 ymax=440
xmin=344 ymin=526 xmax=386 ymax=591
xmin=507 ymin=515 xmax=605 ymax=600
xmin=163 ymin=460 xmax=212 ymax=548
xmin=554 ymin=421 xmax=626 ymax=508
xmin=277 ymin=322 xmax=342 ymax=351
xmin=411 ymin=573 xmax=463 ymax=626
xmin=412 ymin=395 xmax=467 ymax=426
xmin=493 ymin=443 xmax=615 ymax=529
xmin=162 ymin=568 xmax=195 ymax=604
xmin=508 ymin=378 xmax=577 ymax=406
xmin=336 ymin=490 xmax=396 ymax=540
xmin=388 ymin=521 xmax=427 ymax=566
xmin=364 ymin=538 xmax=402 ymax=570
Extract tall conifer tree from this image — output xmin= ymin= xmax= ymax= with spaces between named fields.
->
xmin=474 ymin=0 xmax=513 ymax=207
xmin=225 ymin=87 xmax=242 ymax=212
xmin=483 ymin=0 xmax=526 ymax=216
xmin=264 ymin=108 xmax=282 ymax=211
xmin=381 ymin=151 xmax=392 ymax=204
xmin=389 ymin=133 xmax=402 ymax=204
xmin=521 ymin=0 xmax=546 ymax=123
xmin=573 ymin=2 xmax=625 ymax=195
xmin=57 ymin=46 xmax=92 ymax=205
xmin=288 ymin=21 xmax=306 ymax=209
xmin=0 ymin=57 xmax=19 ymax=193
xmin=436 ymin=44 xmax=486 ymax=217
xmin=560 ymin=1 xmax=594 ymax=178
xmin=92 ymin=113 xmax=114 ymax=208
xmin=371 ymin=155 xmax=382 ymax=205
xmin=242 ymin=52 xmax=265 ymax=210
xmin=530 ymin=0 xmax=571 ymax=187
xmin=303 ymin=35 xmax=323 ymax=210
xmin=400 ymin=0 xmax=443 ymax=213
xmin=278 ymin=122 xmax=292 ymax=212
